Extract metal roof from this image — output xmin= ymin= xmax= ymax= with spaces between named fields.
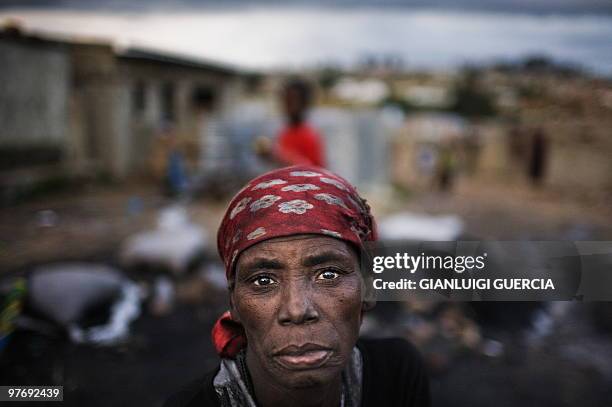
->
xmin=118 ymin=47 xmax=241 ymax=76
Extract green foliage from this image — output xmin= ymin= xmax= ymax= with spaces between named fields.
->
xmin=449 ymin=71 xmax=497 ymax=118
xmin=318 ymin=68 xmax=342 ymax=91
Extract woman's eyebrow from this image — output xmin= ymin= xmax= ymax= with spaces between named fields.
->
xmin=242 ymin=258 xmax=284 ymax=272
xmin=302 ymin=251 xmax=351 ymax=267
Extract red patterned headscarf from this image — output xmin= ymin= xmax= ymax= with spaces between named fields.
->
xmin=212 ymin=165 xmax=377 ymax=358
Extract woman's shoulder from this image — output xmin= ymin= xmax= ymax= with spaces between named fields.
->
xmin=163 ymin=366 xmax=220 ymax=407
xmin=357 ymin=337 xmax=431 ymax=407
xmin=358 ymin=337 xmax=424 ymax=367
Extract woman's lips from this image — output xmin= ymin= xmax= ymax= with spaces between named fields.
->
xmin=273 ymin=344 xmax=333 ymax=369
xmin=276 ymin=350 xmax=331 ymax=368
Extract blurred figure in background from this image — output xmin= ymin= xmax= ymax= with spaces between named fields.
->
xmin=436 ymin=141 xmax=457 ymax=192
xmin=529 ymin=127 xmax=548 ymax=186
xmin=256 ymin=78 xmax=326 ymax=167
xmin=150 ymin=122 xmax=189 ymax=197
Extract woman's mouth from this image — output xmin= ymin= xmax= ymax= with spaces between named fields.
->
xmin=273 ymin=344 xmax=333 ymax=369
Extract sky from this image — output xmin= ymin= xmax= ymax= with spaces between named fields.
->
xmin=1 ymin=3 xmax=611 ymax=74
xmin=2 ymin=1 xmax=612 ymax=15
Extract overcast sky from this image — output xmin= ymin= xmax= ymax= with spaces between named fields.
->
xmin=1 ymin=3 xmax=611 ymax=74
xmin=2 ymin=0 xmax=612 ymax=14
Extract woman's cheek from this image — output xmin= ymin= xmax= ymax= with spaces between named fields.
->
xmin=234 ymin=288 xmax=277 ymax=331
xmin=320 ymin=279 xmax=363 ymax=325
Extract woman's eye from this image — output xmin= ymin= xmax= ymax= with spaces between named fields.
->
xmin=317 ymin=270 xmax=340 ymax=280
xmin=253 ymin=276 xmax=275 ymax=286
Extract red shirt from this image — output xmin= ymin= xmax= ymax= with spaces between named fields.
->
xmin=276 ymin=124 xmax=325 ymax=167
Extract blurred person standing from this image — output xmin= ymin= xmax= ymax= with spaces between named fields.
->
xmin=437 ymin=141 xmax=457 ymax=191
xmin=528 ymin=127 xmax=548 ymax=186
xmin=149 ymin=122 xmax=189 ymax=197
xmin=256 ymin=78 xmax=326 ymax=167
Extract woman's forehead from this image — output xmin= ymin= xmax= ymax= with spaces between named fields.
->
xmin=237 ymin=235 xmax=358 ymax=264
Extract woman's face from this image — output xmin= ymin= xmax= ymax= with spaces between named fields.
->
xmin=230 ymin=234 xmax=364 ymax=389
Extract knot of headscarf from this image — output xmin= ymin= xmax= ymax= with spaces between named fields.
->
xmin=213 ymin=165 xmax=377 ymax=358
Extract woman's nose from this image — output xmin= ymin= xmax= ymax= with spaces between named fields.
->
xmin=277 ymin=279 xmax=319 ymax=325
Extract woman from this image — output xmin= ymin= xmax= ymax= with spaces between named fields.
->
xmin=166 ymin=165 xmax=430 ymax=407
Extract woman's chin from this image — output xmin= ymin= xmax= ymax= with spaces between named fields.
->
xmin=269 ymin=359 xmax=343 ymax=389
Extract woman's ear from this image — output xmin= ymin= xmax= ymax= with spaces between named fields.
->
xmin=362 ymin=298 xmax=376 ymax=312
xmin=362 ymin=289 xmax=377 ymax=312
xmin=361 ymin=274 xmax=377 ymax=312
xmin=228 ymin=300 xmax=242 ymax=323
xmin=228 ymin=280 xmax=241 ymax=323
xmin=356 ymin=244 xmax=376 ymax=312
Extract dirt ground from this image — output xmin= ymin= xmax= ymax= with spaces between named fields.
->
xmin=385 ymin=177 xmax=612 ymax=240
xmin=0 ymin=183 xmax=228 ymax=274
